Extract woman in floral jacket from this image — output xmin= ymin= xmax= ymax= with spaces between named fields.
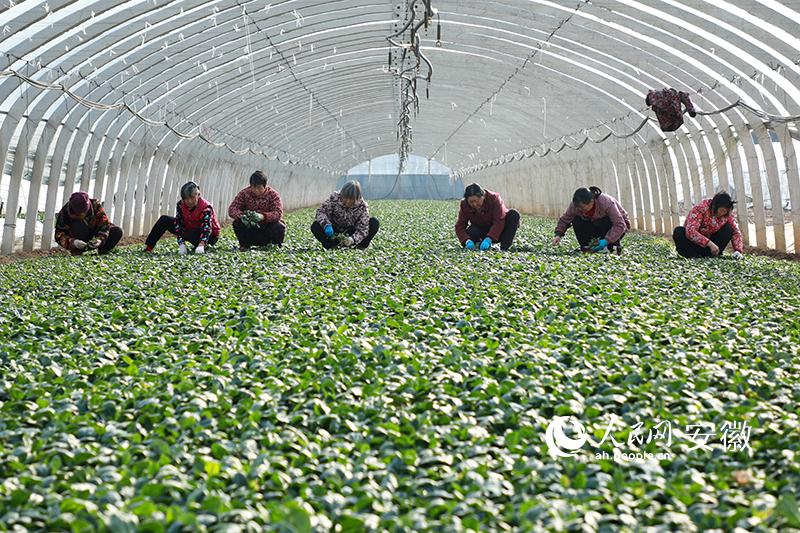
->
xmin=228 ymin=171 xmax=285 ymax=251
xmin=55 ymin=191 xmax=123 ymax=255
xmin=673 ymin=192 xmax=744 ymax=259
xmin=311 ymin=181 xmax=379 ymax=249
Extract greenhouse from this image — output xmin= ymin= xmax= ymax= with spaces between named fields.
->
xmin=1 ymin=0 xmax=799 ymax=531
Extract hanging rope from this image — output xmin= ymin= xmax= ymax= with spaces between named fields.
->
xmin=453 ymin=99 xmax=800 ymax=178
xmin=733 ymin=101 xmax=800 ymax=123
xmin=429 ymin=0 xmax=591 ymax=161
xmin=387 ymin=0 xmax=437 ymax=173
xmin=0 ymin=69 xmax=336 ymax=173
xmin=233 ymin=1 xmax=370 ymax=164
xmin=1 ymin=51 xmax=302 ymax=165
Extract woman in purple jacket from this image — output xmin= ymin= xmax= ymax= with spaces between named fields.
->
xmin=455 ymin=183 xmax=520 ymax=251
xmin=552 ymin=187 xmax=631 ymax=253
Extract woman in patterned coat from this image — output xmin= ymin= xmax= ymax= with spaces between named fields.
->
xmin=311 ymin=181 xmax=379 ymax=249
xmin=55 ymin=191 xmax=123 ymax=255
xmin=228 ymin=171 xmax=285 ymax=251
xmin=673 ymin=192 xmax=744 ymax=259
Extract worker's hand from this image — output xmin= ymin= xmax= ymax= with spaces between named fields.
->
xmin=592 ymin=239 xmax=608 ymax=252
xmin=707 ymin=242 xmax=720 ymax=256
xmin=731 ymin=250 xmax=743 ymax=260
xmin=72 ymin=239 xmax=87 ymax=250
xmin=178 ymin=243 xmax=187 ymax=255
xmin=324 ymin=224 xmax=334 ymax=238
xmin=465 ymin=239 xmax=475 ymax=250
xmin=552 ymin=235 xmax=562 ymax=246
xmin=241 ymin=211 xmax=260 ymax=227
xmin=195 ymin=244 xmax=205 ymax=255
xmin=479 ymin=237 xmax=492 ymax=251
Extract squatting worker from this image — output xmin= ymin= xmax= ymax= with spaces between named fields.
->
xmin=143 ymin=181 xmax=221 ymax=255
xmin=455 ymin=183 xmax=520 ymax=251
xmin=55 ymin=191 xmax=123 ymax=255
xmin=228 ymin=171 xmax=286 ymax=251
xmin=311 ymin=180 xmax=380 ymax=250
xmin=552 ymin=186 xmax=630 ymax=254
xmin=673 ymin=191 xmax=744 ymax=259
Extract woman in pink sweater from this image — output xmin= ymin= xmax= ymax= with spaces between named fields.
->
xmin=552 ymin=186 xmax=631 ymax=254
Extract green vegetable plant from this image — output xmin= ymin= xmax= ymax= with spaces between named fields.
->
xmin=331 ymin=233 xmax=351 ymax=247
xmin=0 ymin=200 xmax=798 ymax=531
xmin=240 ymin=210 xmax=262 ymax=228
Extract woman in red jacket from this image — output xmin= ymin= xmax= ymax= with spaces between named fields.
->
xmin=454 ymin=183 xmax=520 ymax=251
xmin=552 ymin=186 xmax=630 ymax=254
xmin=228 ymin=171 xmax=285 ymax=251
xmin=143 ymin=181 xmax=221 ymax=254
xmin=673 ymin=192 xmax=744 ymax=259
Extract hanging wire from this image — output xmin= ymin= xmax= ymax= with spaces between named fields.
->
xmin=233 ymin=0 xmax=369 ymax=163
xmin=387 ymin=0 xmax=436 ymax=174
xmin=0 ymin=67 xmax=336 ymax=174
xmin=452 ymin=98 xmax=800 ymax=178
xmin=428 ymin=0 xmax=800 ymax=178
xmin=451 ymin=46 xmax=800 ymax=178
xmin=429 ymin=0 xmax=590 ymax=161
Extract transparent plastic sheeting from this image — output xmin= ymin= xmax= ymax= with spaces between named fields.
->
xmin=1 ymin=1 xmax=800 ymax=253
xmin=337 ymin=174 xmax=463 ymax=201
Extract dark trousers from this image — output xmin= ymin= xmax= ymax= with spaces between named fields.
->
xmin=311 ymin=218 xmax=380 ymax=249
xmin=233 ymin=219 xmax=285 ymax=247
xmin=673 ymin=223 xmax=733 ymax=258
xmin=466 ymin=209 xmax=520 ymax=250
xmin=145 ymin=215 xmax=219 ymax=248
xmin=70 ymin=220 xmax=123 ymax=255
xmin=572 ymin=216 xmax=623 ymax=249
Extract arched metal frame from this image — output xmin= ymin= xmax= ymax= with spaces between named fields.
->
xmin=1 ymin=0 xmax=799 ymax=253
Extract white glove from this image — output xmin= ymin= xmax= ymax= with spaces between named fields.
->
xmin=178 ymin=243 xmax=187 ymax=255
xmin=195 ymin=244 xmax=205 ymax=255
xmin=731 ymin=251 xmax=743 ymax=260
xmin=254 ymin=212 xmax=265 ymax=222
xmin=344 ymin=237 xmax=355 ymax=247
xmin=552 ymin=235 xmax=562 ymax=246
xmin=87 ymin=238 xmax=101 ymax=250
xmin=72 ymin=239 xmax=87 ymax=250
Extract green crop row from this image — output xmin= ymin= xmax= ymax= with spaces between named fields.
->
xmin=0 ymin=200 xmax=798 ymax=532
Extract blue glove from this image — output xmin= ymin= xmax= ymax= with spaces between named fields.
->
xmin=323 ymin=224 xmax=334 ymax=238
xmin=465 ymin=239 xmax=476 ymax=250
xmin=480 ymin=237 xmax=492 ymax=251
xmin=592 ymin=238 xmax=608 ymax=252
